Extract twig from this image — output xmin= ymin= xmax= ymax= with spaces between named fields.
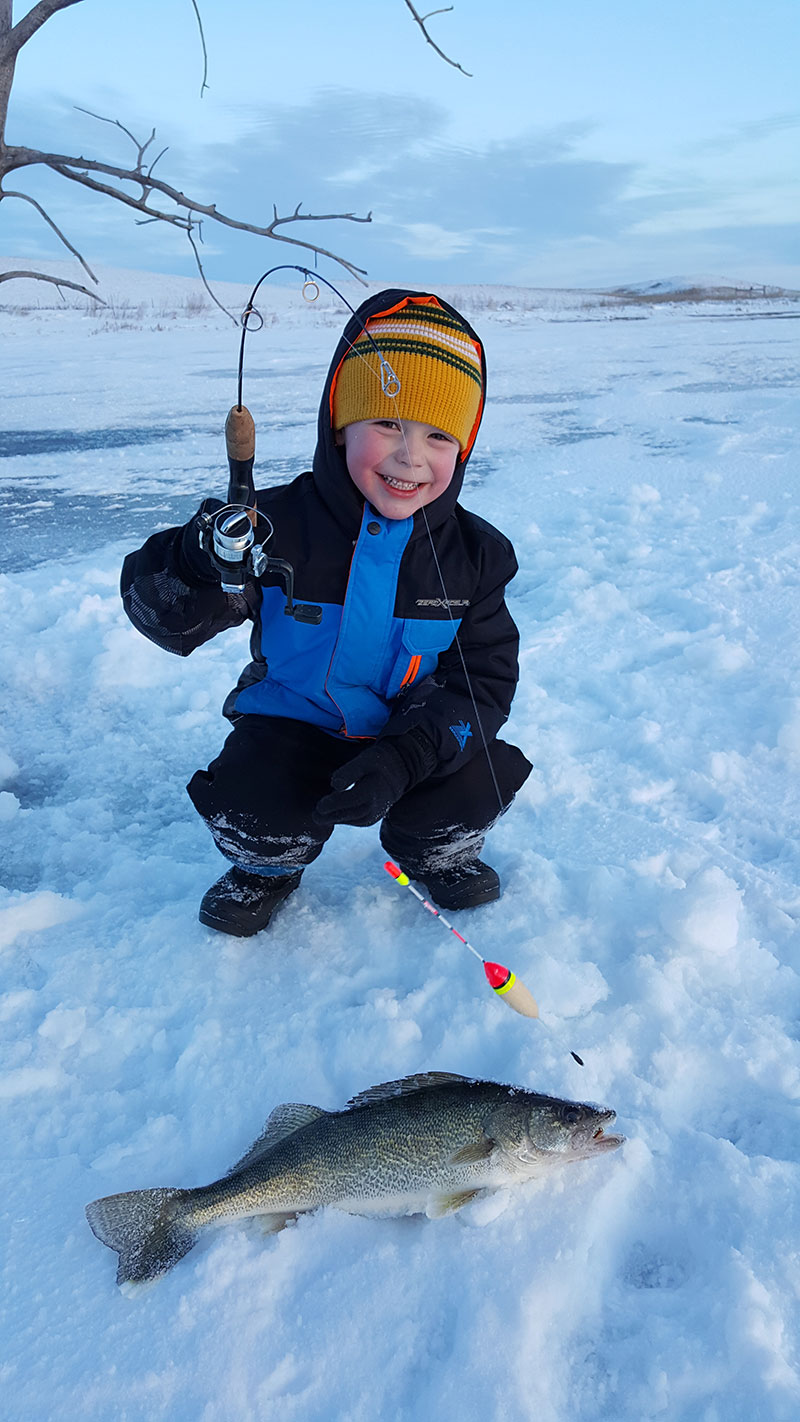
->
xmin=74 ymin=108 xmax=158 ymax=167
xmin=7 ymin=146 xmax=372 ymax=278
xmin=0 ymin=268 xmax=106 ymax=302
xmin=189 ymin=0 xmax=209 ymax=98
xmin=2 ymin=188 xmax=98 ymax=282
xmin=402 ymin=0 xmax=471 ymax=75
xmin=187 ymin=225 xmax=237 ymax=324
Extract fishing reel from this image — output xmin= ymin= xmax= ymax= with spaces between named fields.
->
xmin=199 ymin=503 xmax=321 ymax=623
xmin=204 ymin=402 xmax=322 ymax=624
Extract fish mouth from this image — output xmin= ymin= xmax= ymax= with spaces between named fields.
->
xmin=585 ymin=1113 xmax=624 ymax=1152
xmin=589 ymin=1125 xmax=625 ymax=1150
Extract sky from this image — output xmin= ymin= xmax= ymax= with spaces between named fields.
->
xmin=3 ymin=0 xmax=800 ymax=291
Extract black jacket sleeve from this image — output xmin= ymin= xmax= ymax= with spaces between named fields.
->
xmin=120 ymin=501 xmax=256 ymax=657
xmin=379 ymin=544 xmax=520 ymax=776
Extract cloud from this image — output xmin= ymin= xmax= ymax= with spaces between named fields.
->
xmin=4 ymin=88 xmax=797 ymax=289
xmin=393 ymin=223 xmax=475 ymax=259
xmin=686 ymin=111 xmax=800 ymax=155
xmin=189 ymin=91 xmax=637 ymax=283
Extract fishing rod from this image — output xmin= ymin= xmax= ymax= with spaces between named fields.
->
xmin=195 ymin=265 xmax=329 ymax=619
xmin=198 ymin=263 xmax=401 ymax=610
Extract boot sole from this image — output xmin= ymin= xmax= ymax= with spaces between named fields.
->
xmin=425 ymin=882 xmax=501 ymax=912
xmin=198 ymin=907 xmax=271 ymax=937
xmin=198 ymin=886 xmax=298 ymax=937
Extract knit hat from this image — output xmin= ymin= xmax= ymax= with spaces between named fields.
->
xmin=331 ymin=295 xmax=484 ymax=455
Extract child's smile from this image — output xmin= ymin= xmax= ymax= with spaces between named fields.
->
xmin=339 ymin=418 xmax=460 ymax=520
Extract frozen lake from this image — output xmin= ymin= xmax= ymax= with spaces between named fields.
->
xmin=1 ymin=280 xmax=799 ymax=1420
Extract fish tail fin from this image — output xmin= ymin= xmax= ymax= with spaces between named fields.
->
xmin=85 ymin=1187 xmax=195 ymax=1288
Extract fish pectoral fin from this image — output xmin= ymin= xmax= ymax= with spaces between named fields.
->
xmin=227 ymin=1103 xmax=329 ymax=1175
xmin=448 ymin=1137 xmax=495 ymax=1165
xmin=250 ymin=1211 xmax=297 ymax=1237
xmin=426 ymin=1189 xmax=482 ymax=1219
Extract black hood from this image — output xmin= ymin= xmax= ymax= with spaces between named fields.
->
xmin=311 ymin=288 xmax=486 ymax=538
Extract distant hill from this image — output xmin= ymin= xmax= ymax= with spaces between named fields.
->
xmin=1 ymin=258 xmax=797 ymax=325
xmin=608 ymin=277 xmax=798 ymax=303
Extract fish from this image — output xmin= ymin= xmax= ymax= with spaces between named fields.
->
xmin=85 ymin=1071 xmax=624 ymax=1289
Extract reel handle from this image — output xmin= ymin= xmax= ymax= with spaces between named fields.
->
xmin=225 ymin=404 xmax=256 ymax=520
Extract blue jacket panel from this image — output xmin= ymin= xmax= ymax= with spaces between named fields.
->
xmin=234 ymin=505 xmax=462 ymax=736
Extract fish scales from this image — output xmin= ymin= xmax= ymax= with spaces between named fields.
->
xmin=85 ymin=1073 xmax=624 ymax=1288
xmin=188 ymin=1081 xmax=517 ymax=1224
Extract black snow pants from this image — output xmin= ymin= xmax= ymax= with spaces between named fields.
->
xmin=187 ymin=714 xmax=531 ymax=878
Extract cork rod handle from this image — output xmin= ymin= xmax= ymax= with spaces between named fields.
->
xmin=225 ymin=405 xmax=256 ymax=463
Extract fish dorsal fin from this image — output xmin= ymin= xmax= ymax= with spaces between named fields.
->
xmin=346 ymin=1072 xmax=475 ymax=1109
xmin=227 ymin=1103 xmax=328 ymax=1175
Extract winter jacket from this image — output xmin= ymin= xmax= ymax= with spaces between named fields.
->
xmin=120 ymin=289 xmax=521 ymax=777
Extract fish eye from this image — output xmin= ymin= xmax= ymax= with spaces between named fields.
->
xmin=561 ymin=1106 xmax=582 ymax=1125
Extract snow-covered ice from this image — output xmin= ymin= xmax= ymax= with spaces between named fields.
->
xmin=1 ymin=273 xmax=799 ymax=1420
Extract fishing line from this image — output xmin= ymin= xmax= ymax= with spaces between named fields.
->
xmin=415 ymin=491 xmax=508 ymax=819
xmin=390 ymin=390 xmax=509 ymax=821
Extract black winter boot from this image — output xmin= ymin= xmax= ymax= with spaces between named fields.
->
xmin=419 ymin=858 xmax=501 ymax=911
xmin=198 ymin=867 xmax=303 ymax=937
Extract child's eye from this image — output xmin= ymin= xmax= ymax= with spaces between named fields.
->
xmin=375 ymin=420 xmax=399 ymax=430
xmin=430 ymin=431 xmax=455 ymax=443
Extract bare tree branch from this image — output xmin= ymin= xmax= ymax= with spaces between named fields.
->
xmin=0 ymin=268 xmax=106 ymax=302
xmin=1 ymin=127 xmax=372 ymax=282
xmin=6 ymin=0 xmax=83 ymax=55
xmin=0 ymin=2 xmax=388 ymax=301
xmin=403 ymin=0 xmax=471 ymax=76
xmin=186 ymin=225 xmax=237 ymax=324
xmin=2 ymin=187 xmax=99 ymax=281
xmin=189 ymin=0 xmax=209 ymax=98
xmin=18 ymin=141 xmax=372 ymax=278
xmin=74 ymin=107 xmax=160 ymax=164
xmin=74 ymin=107 xmax=171 ymax=180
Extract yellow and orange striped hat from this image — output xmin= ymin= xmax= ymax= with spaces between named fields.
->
xmin=331 ymin=295 xmax=484 ymax=456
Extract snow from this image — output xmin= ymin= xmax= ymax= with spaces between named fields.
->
xmin=1 ymin=269 xmax=799 ymax=1420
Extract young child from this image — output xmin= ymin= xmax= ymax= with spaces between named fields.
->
xmin=121 ymin=289 xmax=531 ymax=936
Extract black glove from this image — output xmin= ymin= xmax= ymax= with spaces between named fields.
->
xmin=313 ymin=729 xmax=437 ymax=828
xmin=177 ymin=499 xmax=225 ymax=586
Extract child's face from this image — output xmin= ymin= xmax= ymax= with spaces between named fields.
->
xmin=338 ymin=418 xmax=460 ymax=520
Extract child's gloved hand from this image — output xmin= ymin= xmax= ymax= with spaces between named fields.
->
xmin=178 ymin=501 xmax=225 ymax=586
xmin=313 ymin=730 xmax=437 ymax=828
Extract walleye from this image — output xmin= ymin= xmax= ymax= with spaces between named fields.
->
xmin=86 ymin=1071 xmax=624 ymax=1288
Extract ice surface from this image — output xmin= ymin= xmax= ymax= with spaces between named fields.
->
xmin=1 ymin=273 xmax=799 ymax=1420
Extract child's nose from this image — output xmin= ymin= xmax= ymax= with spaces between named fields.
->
xmin=398 ymin=430 xmax=425 ymax=465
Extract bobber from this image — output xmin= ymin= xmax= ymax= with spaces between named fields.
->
xmin=384 ymin=862 xmax=539 ymax=1019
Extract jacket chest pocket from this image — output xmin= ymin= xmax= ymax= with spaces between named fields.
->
xmin=385 ymin=617 xmax=459 ymax=700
